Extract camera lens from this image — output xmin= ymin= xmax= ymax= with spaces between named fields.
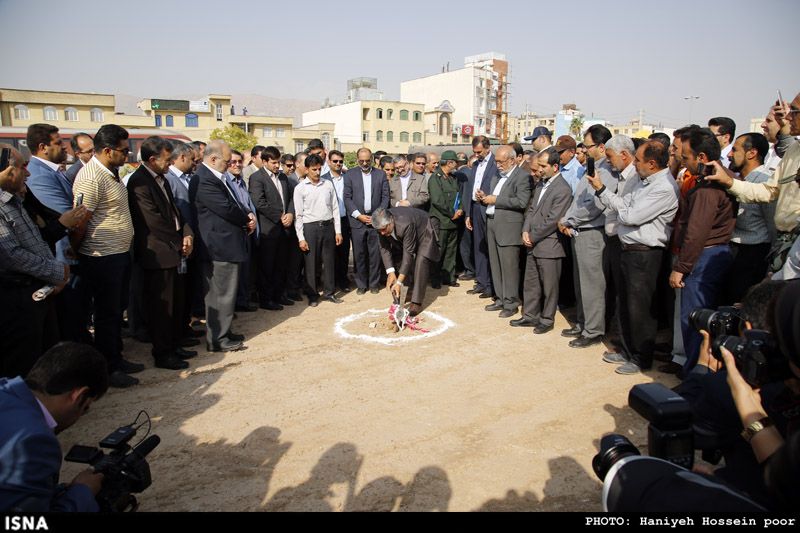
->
xmin=689 ymin=309 xmax=717 ymax=333
xmin=592 ymin=434 xmax=640 ymax=481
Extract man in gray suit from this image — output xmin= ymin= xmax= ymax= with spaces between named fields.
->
xmin=389 ymin=155 xmax=429 ymax=209
xmin=481 ymin=145 xmax=532 ymax=318
xmin=372 ymin=207 xmax=440 ymax=317
xmin=513 ymin=148 xmax=573 ymax=333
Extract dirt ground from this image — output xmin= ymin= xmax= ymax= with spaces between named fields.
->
xmin=59 ymin=284 xmax=679 ymax=512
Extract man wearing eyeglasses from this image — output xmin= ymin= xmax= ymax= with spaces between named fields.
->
xmin=323 ymin=150 xmax=352 ymax=293
xmin=65 ymin=133 xmax=94 ymax=184
xmin=72 ymin=125 xmax=138 ymax=388
xmin=389 ymin=154 xmax=429 ymax=210
xmin=707 ymin=117 xmax=736 ymax=169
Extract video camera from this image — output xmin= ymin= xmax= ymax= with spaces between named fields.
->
xmin=65 ymin=418 xmax=160 ymax=512
xmin=690 ymin=306 xmax=791 ymax=388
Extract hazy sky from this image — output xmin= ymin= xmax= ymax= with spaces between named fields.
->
xmin=2 ymin=0 xmax=798 ymax=132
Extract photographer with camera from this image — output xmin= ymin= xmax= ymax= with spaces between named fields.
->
xmin=0 ymin=342 xmax=108 ymax=512
xmin=595 ymin=280 xmax=800 ymax=511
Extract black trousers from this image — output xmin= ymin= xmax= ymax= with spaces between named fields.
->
xmin=620 ymin=248 xmax=664 ymax=369
xmin=0 ymin=283 xmax=57 ymax=378
xmin=335 ymin=217 xmax=352 ymax=289
xmin=285 ymin=233 xmax=304 ymax=295
xmin=605 ymin=235 xmax=627 ymax=344
xmin=303 ymin=221 xmax=336 ymax=299
xmin=257 ymin=235 xmax=289 ymax=304
xmin=54 ymin=265 xmax=91 ymax=343
xmin=722 ymin=242 xmax=771 ymax=305
xmin=351 ymin=224 xmax=382 ymax=290
xmin=143 ymin=267 xmax=185 ymax=361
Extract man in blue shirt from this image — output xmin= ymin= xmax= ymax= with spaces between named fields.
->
xmin=555 ymin=135 xmax=586 ymax=193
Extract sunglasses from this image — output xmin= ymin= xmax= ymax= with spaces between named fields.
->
xmin=330 ymin=159 xmax=343 ymax=164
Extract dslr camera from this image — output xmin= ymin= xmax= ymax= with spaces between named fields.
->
xmin=65 ymin=422 xmax=160 ymax=512
xmin=593 ymin=383 xmax=694 ymax=480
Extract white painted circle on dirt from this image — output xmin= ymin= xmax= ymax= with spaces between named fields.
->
xmin=334 ymin=308 xmax=455 ymax=345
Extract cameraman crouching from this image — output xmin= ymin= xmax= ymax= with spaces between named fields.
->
xmin=0 ymin=342 xmax=108 ymax=512
xmin=601 ymin=280 xmax=800 ymax=511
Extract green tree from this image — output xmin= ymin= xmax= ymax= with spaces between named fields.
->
xmin=569 ymin=116 xmax=585 ymax=139
xmin=209 ymin=124 xmax=258 ymax=154
xmin=344 ymin=151 xmax=358 ymax=169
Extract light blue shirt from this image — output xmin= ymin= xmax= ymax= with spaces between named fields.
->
xmin=327 ymin=173 xmax=345 ymax=216
xmin=560 ymin=156 xmax=586 ymax=193
xmin=362 ymin=171 xmax=372 ymax=213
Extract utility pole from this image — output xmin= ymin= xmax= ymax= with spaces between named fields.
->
xmin=683 ymin=96 xmax=700 ymax=123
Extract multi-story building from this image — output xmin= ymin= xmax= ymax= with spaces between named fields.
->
xmin=513 ymin=111 xmax=557 ymax=142
xmin=400 ymin=52 xmax=510 ymax=142
xmin=0 ymin=88 xmax=115 ymax=130
xmin=302 ymin=100 xmax=425 ymax=153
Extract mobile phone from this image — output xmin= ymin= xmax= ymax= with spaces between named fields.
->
xmin=0 ymin=148 xmax=10 ymax=172
xmin=75 ymin=193 xmax=84 ymax=207
xmin=64 ymin=444 xmax=103 ymax=464
xmin=586 ymin=156 xmax=595 ymax=177
xmin=777 ymin=89 xmax=786 ymax=111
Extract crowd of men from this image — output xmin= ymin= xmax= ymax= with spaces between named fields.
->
xmin=1 ymin=92 xmax=799 ymax=391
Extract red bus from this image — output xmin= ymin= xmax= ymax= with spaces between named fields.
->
xmin=0 ymin=126 xmax=192 ymax=164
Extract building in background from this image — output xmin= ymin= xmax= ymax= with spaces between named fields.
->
xmin=0 ymin=88 xmax=115 ymax=130
xmin=401 ymin=52 xmax=510 ymax=142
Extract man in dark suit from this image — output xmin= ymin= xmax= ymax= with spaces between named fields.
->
xmin=128 ymin=137 xmax=195 ymax=370
xmin=372 ymin=207 xmax=440 ymax=316
xmin=344 ymin=147 xmax=390 ymax=294
xmin=481 ymin=145 xmax=532 ymax=318
xmin=64 ymin=133 xmax=94 ymax=184
xmin=514 ymin=148 xmax=573 ymax=333
xmin=464 ymin=136 xmax=498 ymax=299
xmin=0 ymin=342 xmax=107 ymax=512
xmin=249 ymin=146 xmax=295 ymax=310
xmin=191 ymin=140 xmax=256 ymax=352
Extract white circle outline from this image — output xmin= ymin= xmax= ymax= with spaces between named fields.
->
xmin=334 ymin=308 xmax=455 ymax=345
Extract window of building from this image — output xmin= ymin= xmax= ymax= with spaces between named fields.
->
xmin=90 ymin=107 xmax=104 ymax=122
xmin=185 ymin=113 xmax=199 ymax=127
xmin=452 ymin=133 xmax=458 ymax=143
xmin=155 ymin=114 xmax=162 ymax=127
xmin=376 ymin=108 xmax=383 ymax=119
xmin=43 ymin=106 xmax=58 ymax=121
xmin=399 ymin=110 xmax=409 ymax=120
xmin=165 ymin=115 xmax=174 ymax=127
xmin=387 ymin=109 xmax=394 ymax=120
xmin=413 ymin=132 xmax=422 ymax=143
xmin=64 ymin=107 xmax=79 ymax=121
xmin=399 ymin=131 xmax=409 ymax=143
xmin=413 ymin=111 xmax=422 ymax=121
xmin=362 ymin=132 xmax=369 ymax=142
xmin=376 ymin=130 xmax=383 ymax=142
xmin=295 ymin=141 xmax=305 ymax=153
xmin=386 ymin=131 xmax=393 ymax=142
xmin=362 ymin=108 xmax=370 ymax=121
xmin=13 ymin=104 xmax=29 ymax=120
xmin=276 ymin=128 xmax=285 ymax=138
xmin=263 ymin=126 xmax=273 ymax=137
xmin=216 ymin=104 xmax=223 ymax=121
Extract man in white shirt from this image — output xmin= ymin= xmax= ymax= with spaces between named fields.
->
xmin=708 ymin=117 xmax=736 ymax=169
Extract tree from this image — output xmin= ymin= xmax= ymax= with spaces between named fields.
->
xmin=209 ymin=124 xmax=258 ymax=154
xmin=344 ymin=151 xmax=358 ymax=169
xmin=569 ymin=116 xmax=585 ymax=139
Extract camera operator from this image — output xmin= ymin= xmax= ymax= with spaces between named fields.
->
xmin=600 ymin=280 xmax=800 ymax=511
xmin=0 ymin=342 xmax=108 ymax=512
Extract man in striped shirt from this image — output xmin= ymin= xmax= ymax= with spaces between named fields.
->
xmin=72 ymin=125 xmax=139 ymax=388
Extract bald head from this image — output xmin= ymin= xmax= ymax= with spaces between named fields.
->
xmin=203 ymin=140 xmax=231 ymax=173
xmin=496 ymin=145 xmax=516 ymax=161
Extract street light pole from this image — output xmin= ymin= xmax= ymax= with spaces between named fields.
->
xmin=683 ymin=96 xmax=700 ymax=123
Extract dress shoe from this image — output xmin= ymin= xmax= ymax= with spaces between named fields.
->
xmin=180 ymin=337 xmax=200 ymax=348
xmin=287 ymin=291 xmax=304 ymax=302
xmin=408 ymin=303 xmax=422 ymax=317
xmin=356 ymin=287 xmax=367 ymax=295
xmin=658 ymin=361 xmax=683 ymax=374
xmin=370 ymin=287 xmax=381 ymax=294
xmin=155 ymin=356 xmax=190 ymax=370
xmin=498 ymin=309 xmax=516 ymax=318
xmin=207 ymin=339 xmax=244 ymax=352
xmin=308 ymin=299 xmax=320 ymax=307
xmin=458 ymin=272 xmax=476 ymax=281
xmin=338 ymin=285 xmax=352 ymax=293
xmin=569 ymin=336 xmax=603 ymax=348
xmin=447 ymin=281 xmax=460 ymax=287
xmin=175 ymin=347 xmax=198 ymax=360
xmin=484 ymin=302 xmax=503 ymax=312
xmin=615 ymin=362 xmax=643 ymax=375
xmin=561 ymin=325 xmax=582 ymax=338
xmin=118 ymin=359 xmax=145 ymax=374
xmin=279 ymin=296 xmax=295 ymax=306
xmin=109 ymin=370 xmax=139 ymax=388
xmin=323 ymin=295 xmax=343 ymax=304
xmin=602 ymin=352 xmax=628 ymax=365
xmin=225 ymin=331 xmax=245 ymax=342
xmin=479 ymin=292 xmax=493 ymax=299
xmin=259 ymin=301 xmax=283 ymax=311
xmin=533 ymin=323 xmax=554 ymax=335
xmin=235 ymin=303 xmax=258 ymax=312
xmin=431 ymin=281 xmax=442 ymax=289
xmin=510 ymin=318 xmax=537 ymax=328
xmin=466 ymin=287 xmax=485 ymax=295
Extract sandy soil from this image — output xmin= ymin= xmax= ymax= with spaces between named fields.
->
xmin=59 ymin=283 xmax=678 ymax=512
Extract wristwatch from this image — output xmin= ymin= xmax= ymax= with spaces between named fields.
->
xmin=741 ymin=417 xmax=773 ymax=443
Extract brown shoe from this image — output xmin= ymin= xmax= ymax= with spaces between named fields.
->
xmin=408 ymin=303 xmax=422 ymax=317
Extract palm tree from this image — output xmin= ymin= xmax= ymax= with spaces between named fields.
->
xmin=569 ymin=116 xmax=585 ymax=139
